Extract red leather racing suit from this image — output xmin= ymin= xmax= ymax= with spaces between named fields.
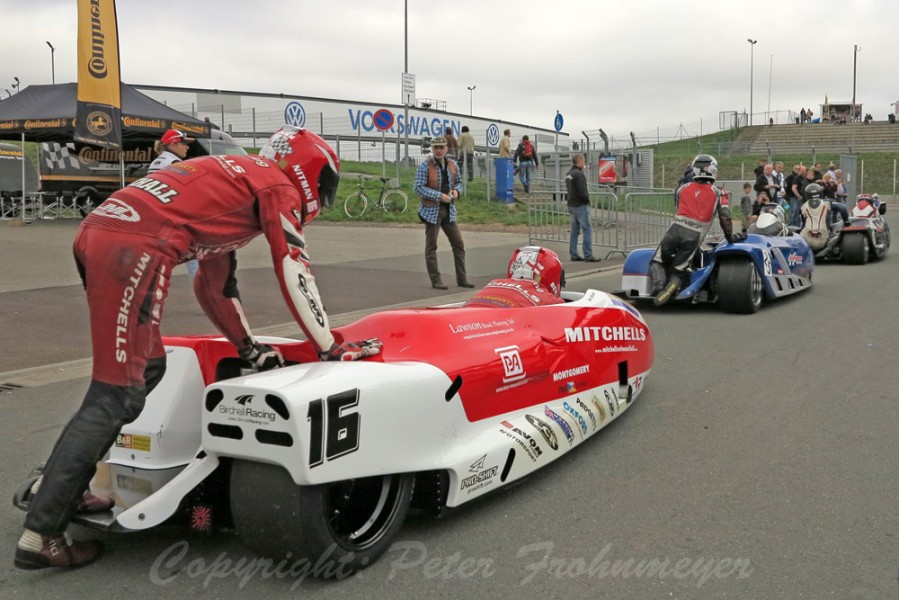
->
xmin=75 ymin=153 xmax=334 ymax=386
xmin=464 ymin=278 xmax=564 ymax=308
xmin=652 ymin=180 xmax=733 ymax=274
xmin=24 ymin=154 xmax=334 ymax=537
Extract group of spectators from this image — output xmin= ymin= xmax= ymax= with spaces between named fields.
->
xmin=744 ymin=158 xmax=849 ymax=230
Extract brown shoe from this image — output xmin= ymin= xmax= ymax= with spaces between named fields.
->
xmin=75 ymin=491 xmax=115 ymax=513
xmin=14 ymin=535 xmax=103 ymax=570
xmin=432 ymin=282 xmax=448 ymax=290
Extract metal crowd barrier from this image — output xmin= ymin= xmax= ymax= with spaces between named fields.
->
xmin=621 ymin=191 xmax=677 ymax=252
xmin=527 ymin=178 xmax=623 ymax=259
xmin=0 ymin=193 xmax=93 ymax=221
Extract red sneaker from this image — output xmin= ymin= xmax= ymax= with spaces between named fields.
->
xmin=14 ymin=535 xmax=103 ymax=570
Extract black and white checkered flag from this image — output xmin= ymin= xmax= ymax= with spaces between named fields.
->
xmin=42 ymin=143 xmax=80 ymax=170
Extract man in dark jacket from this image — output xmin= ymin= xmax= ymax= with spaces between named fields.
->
xmin=565 ymin=154 xmax=599 ymax=262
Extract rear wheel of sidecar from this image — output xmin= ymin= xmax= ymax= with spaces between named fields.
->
xmin=230 ymin=460 xmax=413 ymax=578
xmin=717 ymin=257 xmax=763 ymax=314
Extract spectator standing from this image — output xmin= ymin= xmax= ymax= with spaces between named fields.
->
xmin=498 ymin=128 xmax=513 ymax=158
xmin=834 ymin=169 xmax=848 ymax=204
xmin=739 ymin=182 xmax=754 ymax=233
xmin=821 ymin=173 xmax=837 ymax=199
xmin=754 ymin=163 xmax=780 ymax=202
xmin=754 ymin=158 xmax=767 ymax=178
xmin=457 ymin=125 xmax=475 ymax=182
xmin=800 ymin=108 xmax=807 ymax=124
xmin=772 ymin=161 xmax=786 ymax=205
xmin=444 ymin=127 xmax=459 ymax=161
xmin=513 ymin=135 xmax=539 ymax=194
xmin=413 ymin=136 xmax=472 ymax=290
xmin=789 ymin=165 xmax=808 ymax=228
xmin=565 ymin=153 xmax=599 ymax=263
xmin=784 ymin=163 xmax=801 ymax=211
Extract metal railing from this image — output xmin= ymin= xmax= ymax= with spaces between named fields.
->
xmin=526 ymin=179 xmax=736 ymax=258
xmin=527 ymin=178 xmax=623 ymax=259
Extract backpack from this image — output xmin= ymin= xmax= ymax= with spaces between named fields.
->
xmin=521 ymin=142 xmax=533 ymax=159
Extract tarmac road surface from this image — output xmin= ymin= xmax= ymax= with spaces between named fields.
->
xmin=0 ymin=218 xmax=896 ymax=598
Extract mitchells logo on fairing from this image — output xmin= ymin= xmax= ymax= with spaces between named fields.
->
xmin=564 ymin=326 xmax=646 ymax=343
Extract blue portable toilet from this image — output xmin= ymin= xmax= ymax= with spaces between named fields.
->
xmin=494 ymin=157 xmax=514 ymax=203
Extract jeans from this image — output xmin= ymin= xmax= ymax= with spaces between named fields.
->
xmin=518 ymin=160 xmax=534 ymax=192
xmin=568 ymin=204 xmax=594 ymax=259
xmin=789 ymin=200 xmax=804 ymax=229
xmin=829 ymin=201 xmax=850 ymax=226
xmin=459 ymin=152 xmax=474 ymax=181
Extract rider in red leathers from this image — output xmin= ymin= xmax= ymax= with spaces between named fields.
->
xmin=465 ymin=246 xmax=565 ymax=308
xmin=650 ymin=154 xmax=741 ymax=306
xmin=15 ymin=127 xmax=381 ymax=570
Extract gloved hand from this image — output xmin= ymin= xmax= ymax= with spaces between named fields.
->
xmin=239 ymin=343 xmax=285 ymax=371
xmin=321 ymin=338 xmax=383 ymax=362
xmin=730 ymin=232 xmax=747 ymax=243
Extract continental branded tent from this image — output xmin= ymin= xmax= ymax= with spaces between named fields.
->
xmin=0 ymin=83 xmax=211 ymax=217
xmin=0 ymin=82 xmax=211 ymax=142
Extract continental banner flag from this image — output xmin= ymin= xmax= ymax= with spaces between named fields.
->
xmin=74 ymin=0 xmax=123 ymax=150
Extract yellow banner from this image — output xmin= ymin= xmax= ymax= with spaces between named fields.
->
xmin=75 ymin=0 xmax=122 ymax=148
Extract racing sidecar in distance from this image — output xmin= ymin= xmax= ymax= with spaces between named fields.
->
xmin=813 ymin=196 xmax=890 ymax=264
xmin=14 ymin=289 xmax=654 ymax=577
xmin=617 ymin=233 xmax=814 ymax=314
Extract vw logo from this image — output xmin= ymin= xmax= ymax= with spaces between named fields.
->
xmin=284 ymin=101 xmax=306 ymax=128
xmin=486 ymin=124 xmax=500 ymax=147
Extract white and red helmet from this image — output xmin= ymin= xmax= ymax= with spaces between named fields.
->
xmin=507 ymin=246 xmax=564 ymax=296
xmin=259 ymin=126 xmax=340 ymax=225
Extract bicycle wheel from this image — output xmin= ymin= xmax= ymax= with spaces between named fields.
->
xmin=344 ymin=192 xmax=368 ymax=218
xmin=382 ymin=189 xmax=408 ymax=214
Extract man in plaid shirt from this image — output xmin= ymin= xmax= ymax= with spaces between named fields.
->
xmin=414 ymin=136 xmax=472 ymax=290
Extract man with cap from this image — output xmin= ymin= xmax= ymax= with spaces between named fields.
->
xmin=148 ymin=129 xmax=195 ymax=174
xmin=413 ymin=136 xmax=472 ymax=290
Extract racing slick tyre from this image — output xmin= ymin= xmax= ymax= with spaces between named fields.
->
xmin=717 ymin=257 xmax=763 ymax=314
xmin=842 ymin=233 xmax=869 ymax=265
xmin=344 ymin=192 xmax=369 ymax=218
xmin=382 ymin=189 xmax=409 ymax=214
xmin=230 ymin=460 xmax=414 ymax=577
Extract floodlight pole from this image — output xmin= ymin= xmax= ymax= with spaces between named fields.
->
xmin=747 ymin=39 xmax=757 ymax=126
xmin=467 ymin=85 xmax=476 ymax=116
xmin=852 ymin=44 xmax=860 ymax=121
xmin=46 ymin=41 xmax=56 ymax=84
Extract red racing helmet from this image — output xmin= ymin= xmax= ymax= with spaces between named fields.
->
xmin=259 ymin=126 xmax=340 ymax=224
xmin=507 ymin=246 xmax=564 ymax=296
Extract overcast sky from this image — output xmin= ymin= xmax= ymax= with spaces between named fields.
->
xmin=2 ymin=0 xmax=897 ymax=143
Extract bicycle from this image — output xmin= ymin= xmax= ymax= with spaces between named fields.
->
xmin=343 ymin=174 xmax=408 ymax=218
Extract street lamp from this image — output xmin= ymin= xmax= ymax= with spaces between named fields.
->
xmin=747 ymin=39 xmax=757 ymax=126
xmin=3 ymin=89 xmax=10 ymax=99
xmin=12 ymin=77 xmax=20 ymax=93
xmin=852 ymin=44 xmax=861 ymax=122
xmin=467 ymin=85 xmax=476 ymax=116
xmin=46 ymin=41 xmax=55 ymax=84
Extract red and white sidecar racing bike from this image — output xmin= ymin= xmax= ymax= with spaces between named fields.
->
xmin=15 ymin=290 xmax=653 ymax=575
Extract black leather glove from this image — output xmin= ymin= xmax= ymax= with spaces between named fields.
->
xmin=730 ymin=232 xmax=747 ymax=243
xmin=239 ymin=343 xmax=285 ymax=371
xmin=320 ymin=338 xmax=383 ymax=362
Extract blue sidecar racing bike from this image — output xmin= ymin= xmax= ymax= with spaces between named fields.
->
xmin=617 ymin=233 xmax=814 ymax=314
